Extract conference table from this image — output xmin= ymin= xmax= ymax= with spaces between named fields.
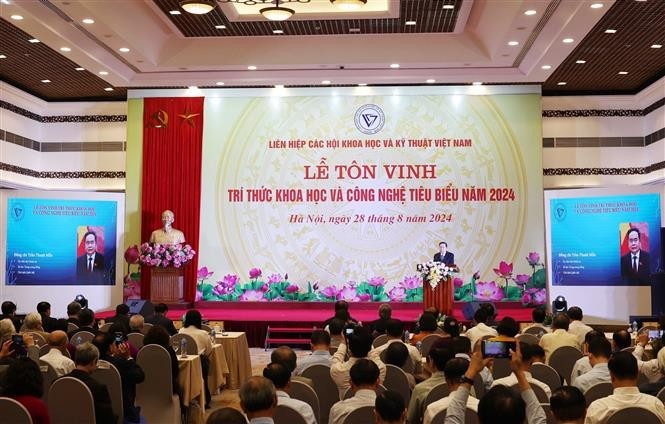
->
xmin=208 ymin=343 xmax=230 ymax=393
xmin=215 ymin=331 xmax=253 ymax=389
xmin=178 ymin=354 xmax=205 ymax=423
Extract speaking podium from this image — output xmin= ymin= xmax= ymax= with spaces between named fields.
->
xmin=423 ymin=276 xmax=453 ymax=317
xmin=150 ymin=267 xmax=184 ymax=303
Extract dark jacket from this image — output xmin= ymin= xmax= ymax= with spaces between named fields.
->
xmin=145 ymin=313 xmax=178 ymax=336
xmin=101 ymin=354 xmax=145 ymax=422
xmin=67 ymin=369 xmax=117 ymax=424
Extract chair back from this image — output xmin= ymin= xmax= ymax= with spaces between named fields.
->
xmin=38 ymin=360 xmax=58 ymax=403
xmin=98 ymin=323 xmax=112 ymax=333
xmin=127 ymin=332 xmax=144 ymax=349
xmin=510 ymin=383 xmax=549 ymax=403
xmin=373 ymin=334 xmax=389 ymax=348
xmin=142 ymin=322 xmax=153 ymax=334
xmin=423 ymin=382 xmax=450 ymax=412
xmin=541 ymin=403 xmax=556 ymax=424
xmin=606 ymin=407 xmax=663 ymax=424
xmin=531 ymin=363 xmax=562 ymax=392
xmin=523 ymin=326 xmax=547 ymax=337
xmin=301 ymin=364 xmax=339 ymax=424
xmin=274 ymin=404 xmax=308 ymax=424
xmin=420 ymin=334 xmax=444 ymax=357
xmin=136 ymin=344 xmax=181 ymax=423
xmin=48 ymin=376 xmax=95 ymax=424
xmin=92 ymin=360 xmax=123 ymax=424
xmin=67 ymin=322 xmax=79 ymax=333
xmin=201 ymin=324 xmax=212 ymax=333
xmin=430 ymin=407 xmax=479 ymax=424
xmin=70 ymin=330 xmax=95 ymax=346
xmin=39 ymin=344 xmax=50 ymax=357
xmin=548 ymin=345 xmax=582 ymax=384
xmin=657 ymin=386 xmax=665 ymax=402
xmin=384 ymin=364 xmax=412 ymax=404
xmin=27 ymin=332 xmax=48 ymax=347
xmin=584 ymin=382 xmax=613 ymax=406
xmin=342 ymin=405 xmax=375 ymax=424
xmin=379 ymin=347 xmax=416 ymax=374
xmin=472 ymin=374 xmax=486 ymax=399
xmin=288 ymin=379 xmax=320 ymax=424
xmin=492 ymin=357 xmax=512 ymax=379
xmin=0 ymin=396 xmax=33 ymax=424
xmin=517 ymin=333 xmax=539 ymax=345
xmin=170 ymin=333 xmax=198 ymax=355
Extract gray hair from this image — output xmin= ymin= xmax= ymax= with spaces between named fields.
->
xmin=239 ymin=376 xmax=276 ymax=413
xmin=0 ymin=318 xmax=16 ymax=344
xmin=75 ymin=342 xmax=100 ymax=366
xmin=379 ymin=303 xmax=392 ymax=320
xmin=22 ymin=312 xmax=43 ymax=330
xmin=129 ymin=314 xmax=144 ymax=331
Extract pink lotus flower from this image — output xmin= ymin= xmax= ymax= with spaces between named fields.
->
xmin=197 ymin=266 xmax=214 ymax=280
xmin=368 ymin=277 xmax=386 ymax=287
xmin=515 ymin=274 xmax=530 ymax=286
xmin=267 ymin=274 xmax=283 ymax=284
xmin=213 ymin=283 xmax=231 ymax=297
xmin=358 ymin=293 xmax=372 ymax=301
xmin=249 ymin=268 xmax=262 ymax=279
xmin=453 ymin=277 xmax=464 ymax=288
xmin=526 ymin=252 xmax=540 ymax=266
xmin=533 ymin=288 xmax=547 ymax=304
xmin=239 ymin=290 xmax=266 ymax=301
xmin=195 ymin=289 xmax=203 ymax=301
xmin=222 ymin=274 xmax=239 ymax=287
xmin=493 ymin=261 xmax=513 ymax=278
xmin=338 ymin=286 xmax=359 ymax=302
xmin=388 ymin=286 xmax=407 ymax=301
xmin=321 ymin=285 xmax=339 ymax=299
xmin=473 ymin=271 xmax=481 ymax=280
xmin=124 ymin=245 xmax=140 ymax=264
xmin=400 ymin=275 xmax=421 ymax=290
xmin=521 ymin=292 xmax=532 ymax=305
xmin=474 ymin=281 xmax=505 ymax=301
xmin=286 ymin=284 xmax=299 ymax=294
xmin=312 ymin=282 xmax=320 ymax=291
xmin=260 ymin=284 xmax=269 ymax=292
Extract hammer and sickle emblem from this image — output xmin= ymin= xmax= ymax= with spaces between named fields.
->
xmin=147 ymin=110 xmax=169 ymax=128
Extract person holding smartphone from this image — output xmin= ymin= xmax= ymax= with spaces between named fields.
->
xmin=489 ymin=342 xmax=551 ymax=398
xmin=633 ymin=332 xmax=665 ymax=383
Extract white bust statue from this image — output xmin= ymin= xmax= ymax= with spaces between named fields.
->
xmin=149 ymin=210 xmax=185 ymax=245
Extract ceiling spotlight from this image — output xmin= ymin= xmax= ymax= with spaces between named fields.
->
xmin=575 ymin=60 xmax=586 ymax=64
xmin=426 ymin=79 xmax=436 ymax=83
xmin=216 ymin=81 xmax=225 ymax=86
xmin=541 ymin=65 xmax=552 ymax=70
xmin=651 ymin=44 xmax=662 ymax=48
xmin=331 ymin=0 xmax=367 ymax=11
xmin=1 ymin=0 xmax=10 ymax=4
xmin=524 ymin=10 xmax=537 ymax=15
xmin=119 ymin=47 xmax=130 ymax=53
xmin=169 ymin=10 xmax=181 ymax=15
xmin=274 ymin=84 xmax=284 ymax=89
xmin=60 ymin=47 xmax=71 ymax=52
xmin=321 ymin=80 xmax=331 ymax=85
xmin=357 ymin=83 xmax=367 ymax=86
xmin=442 ymin=4 xmax=455 ymax=9
xmin=75 ymin=67 xmax=85 ymax=71
xmin=605 ymin=29 xmax=617 ymax=33
xmin=180 ymin=0 xmax=215 ymax=14
xmin=472 ymin=82 xmax=483 ymax=86
xmin=562 ymin=38 xmax=574 ymax=43
xmin=104 ymin=87 xmax=114 ymax=91
xmin=390 ymin=63 xmax=400 ymax=68
xmin=552 ymin=295 xmax=568 ymax=313
xmin=261 ymin=0 xmax=295 ymax=21
xmin=41 ymin=79 xmax=51 ymax=83
xmin=590 ymin=3 xmax=603 ymax=8
xmin=557 ymin=82 xmax=567 ymax=85
xmin=248 ymin=65 xmax=257 ymax=70
xmin=508 ymin=41 xmax=519 ymax=46
xmin=28 ymin=39 xmax=40 ymax=43
xmin=0 ymin=55 xmax=6 ymax=59
xmin=215 ymin=25 xmax=226 ymax=29
xmin=405 ymin=20 xmax=416 ymax=26
xmin=188 ymin=86 xmax=198 ymax=89
xmin=10 ymin=15 xmax=23 ymax=20
xmin=99 ymin=71 xmax=109 ymax=75
xmin=82 ymin=18 xmax=95 ymax=24
xmin=618 ymin=71 xmax=628 ymax=75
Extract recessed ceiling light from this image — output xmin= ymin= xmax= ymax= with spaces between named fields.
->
xmin=557 ymin=82 xmax=567 ymax=85
xmin=508 ymin=41 xmax=519 ymax=46
xmin=651 ymin=44 xmax=662 ymax=48
xmin=426 ymin=79 xmax=435 ymax=83
xmin=215 ymin=25 xmax=226 ymax=29
xmin=405 ymin=20 xmax=416 ymax=26
xmin=274 ymin=84 xmax=284 ymax=89
xmin=104 ymin=87 xmax=114 ymax=91
xmin=524 ymin=10 xmax=537 ymax=15
xmin=541 ymin=65 xmax=552 ymax=70
xmin=28 ymin=39 xmax=40 ymax=43
xmin=590 ymin=3 xmax=604 ymax=8
xmin=216 ymin=81 xmax=225 ymax=86
xmin=273 ymin=29 xmax=283 ymax=34
xmin=119 ymin=47 xmax=130 ymax=53
xmin=357 ymin=83 xmax=367 ymax=86
xmin=562 ymin=38 xmax=574 ymax=43
xmin=169 ymin=10 xmax=181 ymax=15
xmin=75 ymin=67 xmax=85 ymax=71
xmin=618 ymin=71 xmax=628 ymax=75
xmin=60 ymin=47 xmax=71 ymax=52
xmin=605 ymin=29 xmax=617 ymax=33
xmin=1 ymin=0 xmax=10 ymax=4
xmin=321 ymin=80 xmax=331 ymax=85
xmin=41 ymin=79 xmax=51 ymax=83
xmin=98 ymin=71 xmax=109 ymax=75
xmin=82 ymin=18 xmax=95 ymax=24
xmin=10 ymin=15 xmax=23 ymax=20
xmin=442 ymin=4 xmax=454 ymax=9
xmin=247 ymin=65 xmax=257 ymax=70
xmin=349 ymin=28 xmax=360 ymax=33
xmin=187 ymin=86 xmax=197 ymax=90
xmin=390 ymin=63 xmax=400 ymax=68
xmin=472 ymin=82 xmax=483 ymax=86
xmin=575 ymin=60 xmax=586 ymax=64
xmin=0 ymin=55 xmax=6 ymax=59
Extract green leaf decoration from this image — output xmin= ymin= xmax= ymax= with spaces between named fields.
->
xmin=504 ymin=285 xmax=522 ymax=300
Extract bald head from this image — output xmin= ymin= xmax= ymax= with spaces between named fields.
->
xmin=129 ymin=314 xmax=144 ymax=332
xmin=48 ymin=330 xmax=68 ymax=348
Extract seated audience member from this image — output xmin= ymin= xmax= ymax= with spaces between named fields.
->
xmin=263 ymin=362 xmax=316 ymax=424
xmin=407 ymin=343 xmax=455 ymax=424
xmin=445 ymin=347 xmax=547 ymax=424
xmin=37 ymin=301 xmax=58 ymax=333
xmin=496 ymin=316 xmax=520 ymax=339
xmin=442 ymin=316 xmax=461 ymax=338
xmin=0 ymin=317 xmax=17 ymax=344
xmin=179 ymin=309 xmax=213 ymax=406
xmin=106 ymin=303 xmax=131 ymax=334
xmin=145 ymin=303 xmax=177 ymax=336
xmin=67 ymin=342 xmax=117 ymax=424
xmin=1 ymin=300 xmax=22 ymax=332
xmin=410 ymin=313 xmax=438 ymax=346
xmin=452 ymin=336 xmax=493 ymax=390
xmin=20 ymin=312 xmax=49 ymax=341
xmin=0 ymin=357 xmax=50 ymax=424
xmin=376 ymin=390 xmax=407 ymax=424
xmin=464 ymin=307 xmax=498 ymax=350
xmin=93 ymin=332 xmax=145 ymax=423
xmin=323 ymin=300 xmax=357 ymax=329
xmin=585 ymin=351 xmax=665 ymax=424
xmin=328 ymin=318 xmax=345 ymax=350
xmin=239 ymin=376 xmax=277 ymax=423
xmin=68 ymin=308 xmax=98 ymax=339
xmin=424 ymin=358 xmax=479 ymax=424
xmin=329 ymin=359 xmax=380 ymax=424
xmin=522 ymin=306 xmax=549 ymax=335
xmin=567 ymin=307 xmax=593 ymax=346
xmin=331 ymin=325 xmax=386 ymax=399
xmin=66 ymin=301 xmax=82 ymax=326
xmin=530 ymin=345 xmax=546 ymax=365
xmin=370 ymin=303 xmax=393 ymax=338
xmin=0 ymin=330 xmax=38 ymax=364
xmin=40 ymin=330 xmax=75 ymax=377
xmin=633 ymin=332 xmax=665 ymax=383
xmin=491 ymin=342 xmax=552 ymax=398
xmin=539 ymin=313 xmax=580 ymax=361
xmin=295 ymin=329 xmax=332 ymax=375
xmin=550 ymin=386 xmax=586 ymax=424
xmin=128 ymin=314 xmax=144 ymax=334
xmin=572 ymin=338 xmax=611 ymax=393
xmin=206 ymin=407 xmax=247 ymax=424
xmin=383 ymin=342 xmax=416 ymax=389
xmin=611 ymin=330 xmax=632 ymax=353
xmin=639 ymin=347 xmax=665 ymax=396
xmin=271 ymin=345 xmax=313 ymax=386
xmin=143 ymin=325 xmax=179 ymax=393
xmin=570 ymin=330 xmax=606 ymax=385
xmin=370 ymin=319 xmax=422 ymax=371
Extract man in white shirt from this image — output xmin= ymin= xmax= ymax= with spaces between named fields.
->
xmin=263 ymin=362 xmax=317 ymax=424
xmin=573 ymin=337 xmax=611 ymax=393
xmin=407 ymin=341 xmax=454 ymax=424
xmin=539 ymin=313 xmax=580 ymax=362
xmin=491 ymin=342 xmax=552 ymax=398
xmin=570 ymin=330 xmax=606 ymax=386
xmin=567 ymin=307 xmax=594 ymax=346
xmin=464 ymin=307 xmax=498 ymax=351
xmin=295 ymin=330 xmax=332 ymax=376
xmin=329 ymin=359 xmax=379 ymax=424
xmin=376 ymin=390 xmax=406 ymax=424
xmin=585 ymin=351 xmax=665 ymax=424
xmin=40 ymin=330 xmax=75 ymax=376
xmin=521 ymin=306 xmax=550 ymax=336
xmin=239 ymin=376 xmax=277 ymax=424
xmin=633 ymin=332 xmax=665 ymax=383
xmin=424 ymin=358 xmax=479 ymax=424
xmin=369 ymin=319 xmax=422 ymax=373
xmin=330 ymin=326 xmax=386 ymax=399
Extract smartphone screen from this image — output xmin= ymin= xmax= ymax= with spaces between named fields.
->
xmin=481 ymin=340 xmax=516 ymax=358
xmin=114 ymin=332 xmax=124 ymax=345
xmin=648 ymin=330 xmax=663 ymax=339
xmin=345 ymin=328 xmax=354 ymax=336
xmin=11 ymin=334 xmax=27 ymax=357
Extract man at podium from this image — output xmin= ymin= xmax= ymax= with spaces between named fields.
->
xmin=433 ymin=241 xmax=455 ymax=266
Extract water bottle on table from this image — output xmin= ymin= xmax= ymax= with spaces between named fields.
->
xmin=180 ymin=338 xmax=188 ymax=358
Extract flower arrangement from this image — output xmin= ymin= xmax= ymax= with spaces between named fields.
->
xmin=123 ymin=245 xmax=141 ymax=301
xmin=139 ymin=242 xmax=195 ymax=268
xmin=417 ymin=261 xmax=459 ymax=290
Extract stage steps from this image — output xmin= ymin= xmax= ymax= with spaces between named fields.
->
xmin=264 ymin=326 xmax=318 ymax=351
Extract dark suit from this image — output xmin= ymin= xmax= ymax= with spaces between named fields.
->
xmin=76 ymin=253 xmax=107 ymax=284
xmin=621 ymin=250 xmax=651 ymax=282
xmin=145 ymin=313 xmax=178 ymax=336
xmin=434 ymin=251 xmax=455 ymax=266
xmin=106 ymin=315 xmax=131 ymax=335
xmin=67 ymin=369 xmax=117 ymax=424
xmin=40 ymin=314 xmax=59 ymax=333
xmin=100 ymin=353 xmax=145 ymax=422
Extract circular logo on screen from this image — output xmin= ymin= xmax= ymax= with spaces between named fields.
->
xmin=354 ymin=104 xmax=385 ymax=134
xmin=10 ymin=203 xmax=25 ymax=221
xmin=553 ymin=203 xmax=567 ymax=221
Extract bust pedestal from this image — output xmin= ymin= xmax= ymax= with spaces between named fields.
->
xmin=150 ymin=267 xmax=184 ymax=303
